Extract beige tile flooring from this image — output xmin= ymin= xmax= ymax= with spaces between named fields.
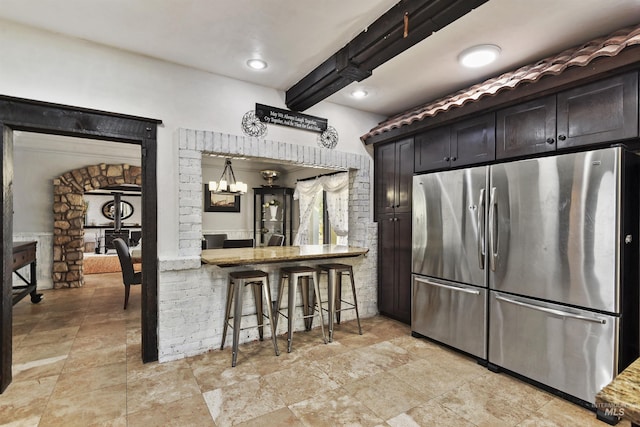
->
xmin=1 ymin=272 xmax=625 ymax=426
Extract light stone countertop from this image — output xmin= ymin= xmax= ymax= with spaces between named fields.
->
xmin=596 ymin=357 xmax=640 ymax=424
xmin=201 ymin=244 xmax=368 ymax=267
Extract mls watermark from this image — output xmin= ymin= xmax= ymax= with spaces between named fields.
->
xmin=596 ymin=402 xmax=627 ymax=417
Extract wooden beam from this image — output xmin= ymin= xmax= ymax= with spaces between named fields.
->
xmin=285 ymin=0 xmax=488 ymax=111
xmin=0 ymin=125 xmax=14 ymax=393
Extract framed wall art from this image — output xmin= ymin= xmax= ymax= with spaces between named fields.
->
xmin=204 ymin=184 xmax=241 ymax=212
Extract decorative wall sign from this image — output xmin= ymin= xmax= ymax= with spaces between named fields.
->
xmin=241 ymin=110 xmax=267 ymax=137
xmin=255 ymin=103 xmax=327 ymax=133
xmin=318 ymin=126 xmax=339 ymax=149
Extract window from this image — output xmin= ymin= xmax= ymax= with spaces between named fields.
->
xmin=305 ymin=191 xmax=336 ymax=244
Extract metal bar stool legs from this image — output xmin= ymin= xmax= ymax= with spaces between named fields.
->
xmin=318 ymin=263 xmax=362 ymax=342
xmin=220 ymin=270 xmax=279 ymax=367
xmin=275 ymin=266 xmax=327 ymax=352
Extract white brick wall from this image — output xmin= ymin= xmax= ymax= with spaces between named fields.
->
xmin=157 ymin=129 xmax=378 ymax=362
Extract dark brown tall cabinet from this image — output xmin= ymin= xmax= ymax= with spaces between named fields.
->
xmin=374 ymin=138 xmax=413 ymax=323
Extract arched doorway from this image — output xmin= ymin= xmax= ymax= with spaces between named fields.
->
xmin=53 ymin=163 xmax=141 ymax=288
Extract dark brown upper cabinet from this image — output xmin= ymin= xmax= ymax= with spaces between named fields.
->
xmin=374 ymin=138 xmax=413 ymax=218
xmin=415 ymin=113 xmax=495 ymax=173
xmin=496 ymin=96 xmax=557 ymax=160
xmin=556 ymin=72 xmax=638 ymax=149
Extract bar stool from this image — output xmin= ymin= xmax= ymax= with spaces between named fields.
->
xmin=220 ymin=270 xmax=279 ymax=367
xmin=318 ymin=263 xmax=362 ymax=342
xmin=275 ymin=266 xmax=327 ymax=352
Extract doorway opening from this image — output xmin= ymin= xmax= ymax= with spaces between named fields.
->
xmin=1 ymin=96 xmax=160 ymax=393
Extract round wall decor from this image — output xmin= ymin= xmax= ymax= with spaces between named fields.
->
xmin=318 ymin=125 xmax=338 ymax=149
xmin=241 ymin=110 xmax=267 ymax=137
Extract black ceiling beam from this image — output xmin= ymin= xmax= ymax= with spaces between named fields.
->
xmin=285 ymin=0 xmax=488 ymax=112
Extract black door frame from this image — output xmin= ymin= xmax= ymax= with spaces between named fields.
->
xmin=1 ymin=95 xmax=160 ymax=393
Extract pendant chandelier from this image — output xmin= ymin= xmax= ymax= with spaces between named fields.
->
xmin=208 ymin=159 xmax=247 ymax=195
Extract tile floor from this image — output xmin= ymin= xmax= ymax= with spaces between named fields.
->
xmin=1 ymin=272 xmax=626 ymax=426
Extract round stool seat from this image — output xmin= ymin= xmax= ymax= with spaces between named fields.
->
xmin=280 ymin=266 xmax=318 ymax=274
xmin=318 ymin=263 xmax=351 ymax=271
xmin=229 ymin=270 xmax=268 ymax=279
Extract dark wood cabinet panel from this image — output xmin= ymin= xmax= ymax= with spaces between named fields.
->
xmin=395 ymin=138 xmax=413 ymax=214
xmin=374 ymin=138 xmax=413 ymax=218
xmin=375 ymin=137 xmax=413 ymax=324
xmin=394 ymin=213 xmax=412 ymax=323
xmin=414 ymin=126 xmax=450 ymax=173
xmin=414 ymin=114 xmax=495 ymax=172
xmin=557 ymin=72 xmax=638 ymax=149
xmin=451 ymin=112 xmax=496 ymax=167
xmin=496 ymin=96 xmax=557 ymax=159
xmin=374 ymin=142 xmax=397 ymax=217
xmin=377 ymin=214 xmax=396 ymax=316
xmin=377 ymin=212 xmax=411 ymax=324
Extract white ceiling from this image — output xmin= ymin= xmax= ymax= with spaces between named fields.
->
xmin=0 ymin=0 xmax=639 ymax=117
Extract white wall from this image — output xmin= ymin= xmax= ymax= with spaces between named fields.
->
xmin=0 ymin=19 xmax=383 ymax=258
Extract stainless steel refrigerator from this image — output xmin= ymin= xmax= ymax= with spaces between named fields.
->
xmin=412 ymin=146 xmax=639 ymax=405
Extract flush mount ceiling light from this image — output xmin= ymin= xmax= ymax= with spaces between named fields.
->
xmin=350 ymin=89 xmax=369 ymax=99
xmin=458 ymin=44 xmax=501 ymax=68
xmin=246 ymin=58 xmax=267 ymax=70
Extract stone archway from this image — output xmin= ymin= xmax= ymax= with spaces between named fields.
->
xmin=52 ymin=163 xmax=141 ymax=288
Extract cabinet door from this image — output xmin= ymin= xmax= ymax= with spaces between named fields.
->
xmin=414 ymin=126 xmax=450 ymax=173
xmin=451 ymin=112 xmax=496 ymax=167
xmin=395 ymin=138 xmax=414 ymax=213
xmin=374 ymin=143 xmax=397 ymax=217
xmin=378 ymin=214 xmax=396 ymax=316
xmin=496 ymin=96 xmax=556 ymax=159
xmin=557 ymin=72 xmax=638 ymax=149
xmin=377 ymin=213 xmax=412 ymax=324
xmin=394 ymin=212 xmax=412 ymax=323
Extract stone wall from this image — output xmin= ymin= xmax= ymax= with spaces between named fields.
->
xmin=52 ymin=163 xmax=141 ymax=288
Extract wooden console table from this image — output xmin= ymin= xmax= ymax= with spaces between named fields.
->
xmin=12 ymin=241 xmax=43 ymax=305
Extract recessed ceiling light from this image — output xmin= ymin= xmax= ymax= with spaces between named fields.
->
xmin=458 ymin=44 xmax=501 ymax=68
xmin=351 ymin=89 xmax=369 ymax=99
xmin=247 ymin=58 xmax=267 ymax=70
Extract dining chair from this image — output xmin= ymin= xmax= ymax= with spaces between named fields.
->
xmin=222 ymin=238 xmax=254 ymax=248
xmin=113 ymin=237 xmax=142 ymax=309
xmin=204 ymin=233 xmax=227 ymax=249
xmin=267 ymin=233 xmax=285 ymax=246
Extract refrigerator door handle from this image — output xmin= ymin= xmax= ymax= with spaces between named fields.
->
xmin=495 ymin=295 xmax=607 ymax=324
xmin=477 ymin=188 xmax=486 ymax=270
xmin=488 ymin=187 xmax=498 ymax=271
xmin=414 ymin=277 xmax=481 ymax=295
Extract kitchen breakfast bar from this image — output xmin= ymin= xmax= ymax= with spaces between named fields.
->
xmin=159 ymin=244 xmax=371 ymax=363
xmin=200 ymin=244 xmax=369 ymax=267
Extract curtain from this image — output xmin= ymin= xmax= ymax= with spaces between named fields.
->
xmin=293 ymin=172 xmax=349 ymax=246
xmin=293 ymin=179 xmax=323 ymax=245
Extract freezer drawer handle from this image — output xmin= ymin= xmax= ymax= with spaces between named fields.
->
xmin=477 ymin=188 xmax=486 ymax=270
xmin=414 ymin=277 xmax=481 ymax=295
xmin=495 ymin=295 xmax=606 ymax=324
